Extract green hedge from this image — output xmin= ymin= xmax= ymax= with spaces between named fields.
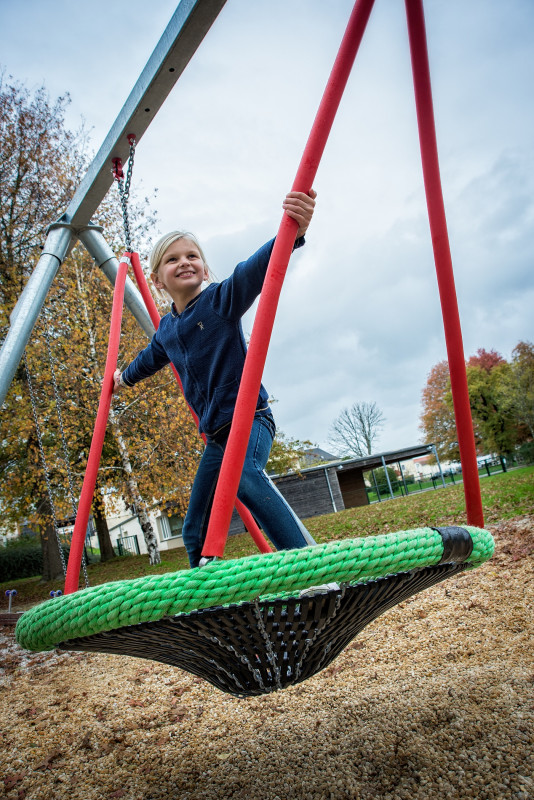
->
xmin=0 ymin=543 xmax=71 ymax=582
xmin=518 ymin=441 xmax=534 ymax=465
xmin=0 ymin=543 xmax=43 ymax=582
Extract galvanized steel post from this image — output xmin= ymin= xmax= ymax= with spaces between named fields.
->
xmin=0 ymin=224 xmax=73 ymax=406
xmin=78 ymin=227 xmax=155 ymax=339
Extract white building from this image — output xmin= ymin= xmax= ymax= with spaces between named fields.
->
xmin=101 ymin=500 xmax=186 ymax=556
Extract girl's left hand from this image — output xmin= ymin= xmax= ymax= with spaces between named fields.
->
xmin=283 ymin=189 xmax=317 ymax=238
xmin=112 ymin=369 xmax=122 ymax=394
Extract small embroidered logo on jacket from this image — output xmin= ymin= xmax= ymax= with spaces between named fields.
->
xmin=197 ymin=321 xmax=204 ymax=331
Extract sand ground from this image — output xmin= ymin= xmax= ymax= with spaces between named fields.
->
xmin=1 ymin=515 xmax=533 ymax=800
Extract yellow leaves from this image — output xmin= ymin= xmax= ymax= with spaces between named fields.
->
xmin=1 ymin=126 xmax=199 ymax=535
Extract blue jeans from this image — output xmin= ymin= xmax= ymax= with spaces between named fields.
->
xmin=181 ymin=414 xmax=315 ymax=568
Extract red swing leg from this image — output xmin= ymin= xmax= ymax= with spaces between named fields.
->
xmin=202 ymin=0 xmax=378 ymax=559
xmin=64 ymin=255 xmax=129 ymax=595
xmin=405 ymin=0 xmax=484 ymax=527
xmin=128 ymin=252 xmax=272 ymax=553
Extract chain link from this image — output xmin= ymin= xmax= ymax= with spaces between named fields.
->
xmin=293 ymin=585 xmax=346 ymax=682
xmin=115 ymin=136 xmax=137 ymax=252
xmin=24 ymin=351 xmax=68 ymax=579
xmin=253 ymin=599 xmax=282 ymax=691
xmin=42 ymin=315 xmax=90 ymax=588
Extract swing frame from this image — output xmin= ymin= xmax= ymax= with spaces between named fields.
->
xmin=12 ymin=0 xmax=495 ymax=697
xmin=4 ymin=0 xmax=484 ymax=596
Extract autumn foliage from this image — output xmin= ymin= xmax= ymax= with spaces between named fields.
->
xmin=0 ymin=78 xmax=201 ymax=569
xmin=420 ymin=344 xmax=534 ymax=461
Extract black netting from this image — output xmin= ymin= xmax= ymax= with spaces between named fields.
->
xmin=59 ymin=562 xmax=468 ymax=697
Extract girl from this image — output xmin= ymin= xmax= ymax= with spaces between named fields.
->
xmin=114 ymin=190 xmax=318 ymax=569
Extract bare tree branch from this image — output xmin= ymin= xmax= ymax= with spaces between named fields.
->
xmin=328 ymin=401 xmax=385 ymax=457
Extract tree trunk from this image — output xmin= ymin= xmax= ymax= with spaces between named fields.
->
xmin=76 ymin=265 xmax=161 ymax=566
xmin=109 ymin=408 xmax=161 ymax=565
xmin=138 ymin=506 xmax=161 ymax=566
xmin=92 ymin=502 xmax=116 ymax=562
xmin=39 ymin=497 xmax=65 ymax=581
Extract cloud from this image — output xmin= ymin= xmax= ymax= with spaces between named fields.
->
xmin=1 ymin=0 xmax=533 ymax=457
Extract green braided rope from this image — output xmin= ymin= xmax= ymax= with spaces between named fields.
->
xmin=16 ymin=526 xmax=494 ymax=652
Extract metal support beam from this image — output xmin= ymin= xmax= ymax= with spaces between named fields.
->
xmin=324 ymin=467 xmax=338 ymax=513
xmin=0 ymin=224 xmax=155 ymax=408
xmin=65 ymin=0 xmax=227 ymax=228
xmin=0 ymin=0 xmax=227 ymax=407
xmin=381 ymin=455 xmax=395 ymax=499
xmin=432 ymin=444 xmax=446 ymax=487
xmin=78 ymin=227 xmax=155 ymax=339
xmin=398 ymin=460 xmax=409 ymax=496
xmin=0 ymin=224 xmax=73 ymax=404
xmin=371 ymin=470 xmax=381 ymax=502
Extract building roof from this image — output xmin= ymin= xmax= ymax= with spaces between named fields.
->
xmin=299 ymin=447 xmax=339 ymax=466
xmin=274 ymin=443 xmax=435 ymax=479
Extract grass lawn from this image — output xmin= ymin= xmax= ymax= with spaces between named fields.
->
xmin=2 ymin=466 xmax=533 ymax=608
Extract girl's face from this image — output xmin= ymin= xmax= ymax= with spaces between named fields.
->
xmin=152 ymin=237 xmax=209 ymax=302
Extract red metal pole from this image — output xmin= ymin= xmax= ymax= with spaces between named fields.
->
xmin=404 ymin=0 xmax=484 ymax=526
xmin=64 ymin=255 xmax=129 ymax=594
xmin=128 ymin=252 xmax=272 ymax=553
xmin=202 ymin=0 xmax=377 ymax=558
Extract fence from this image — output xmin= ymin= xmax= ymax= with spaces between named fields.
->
xmin=365 ymin=458 xmax=511 ymax=504
xmin=116 ymin=534 xmax=140 ymax=556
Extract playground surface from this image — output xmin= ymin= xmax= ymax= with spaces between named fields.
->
xmin=1 ymin=514 xmax=533 ymax=800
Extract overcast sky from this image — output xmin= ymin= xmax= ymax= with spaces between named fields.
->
xmin=2 ymin=0 xmax=533 ymax=455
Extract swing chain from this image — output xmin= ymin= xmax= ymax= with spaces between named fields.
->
xmin=42 ymin=314 xmax=90 ymax=589
xmin=293 ymin=585 xmax=347 ymax=682
xmin=24 ymin=350 xmax=69 ymax=579
xmin=113 ymin=134 xmax=137 ymax=253
xmin=43 ymin=323 xmax=78 ymax=516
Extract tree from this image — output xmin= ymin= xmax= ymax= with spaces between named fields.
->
xmin=467 ymin=348 xmax=507 ymax=372
xmin=466 ymin=360 xmax=517 ymax=458
xmin=419 ymin=360 xmax=458 ymax=461
xmin=366 ymin=465 xmax=398 ymax=496
xmin=511 ymin=341 xmax=534 ymax=440
xmin=0 ymin=78 xmax=201 ymax=575
xmin=0 ymin=77 xmax=83 ymax=329
xmin=420 ymin=346 xmax=533 ymax=462
xmin=466 ymin=347 xmax=525 ymax=459
xmin=0 ymin=76 xmax=85 ymax=578
xmin=266 ymin=430 xmax=314 ymax=475
xmin=328 ymin=401 xmax=384 ymax=458
xmin=92 ymin=477 xmax=116 ymax=562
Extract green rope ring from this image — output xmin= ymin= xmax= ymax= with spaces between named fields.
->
xmin=16 ymin=526 xmax=494 ymax=653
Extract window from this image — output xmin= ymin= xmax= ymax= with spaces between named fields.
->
xmin=159 ymin=513 xmax=184 ymax=541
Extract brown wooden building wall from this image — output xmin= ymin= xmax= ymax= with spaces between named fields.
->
xmin=229 ymin=466 xmax=345 ymax=535
xmin=273 ymin=466 xmax=344 ymax=519
xmin=336 ymin=467 xmax=369 ymax=509
xmin=228 ymin=444 xmax=435 ymax=535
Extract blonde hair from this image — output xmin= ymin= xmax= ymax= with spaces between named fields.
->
xmin=149 ymin=231 xmax=210 ymax=278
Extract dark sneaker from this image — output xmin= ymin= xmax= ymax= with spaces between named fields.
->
xmin=199 ymin=556 xmax=218 ymax=568
xmin=299 ymin=582 xmax=340 ymax=597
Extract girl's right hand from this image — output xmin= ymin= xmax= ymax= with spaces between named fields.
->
xmin=283 ymin=189 xmax=317 ymax=238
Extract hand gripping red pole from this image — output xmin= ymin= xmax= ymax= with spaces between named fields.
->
xmin=404 ymin=0 xmax=484 ymax=527
xmin=128 ymin=252 xmax=272 ymax=553
xmin=202 ymin=0 xmax=377 ymax=559
xmin=64 ymin=255 xmax=129 ymax=594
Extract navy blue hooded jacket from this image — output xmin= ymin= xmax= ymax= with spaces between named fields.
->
xmin=122 ymin=236 xmax=304 ymax=438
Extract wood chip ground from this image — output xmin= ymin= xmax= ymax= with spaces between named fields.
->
xmin=1 ymin=516 xmax=533 ymax=800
